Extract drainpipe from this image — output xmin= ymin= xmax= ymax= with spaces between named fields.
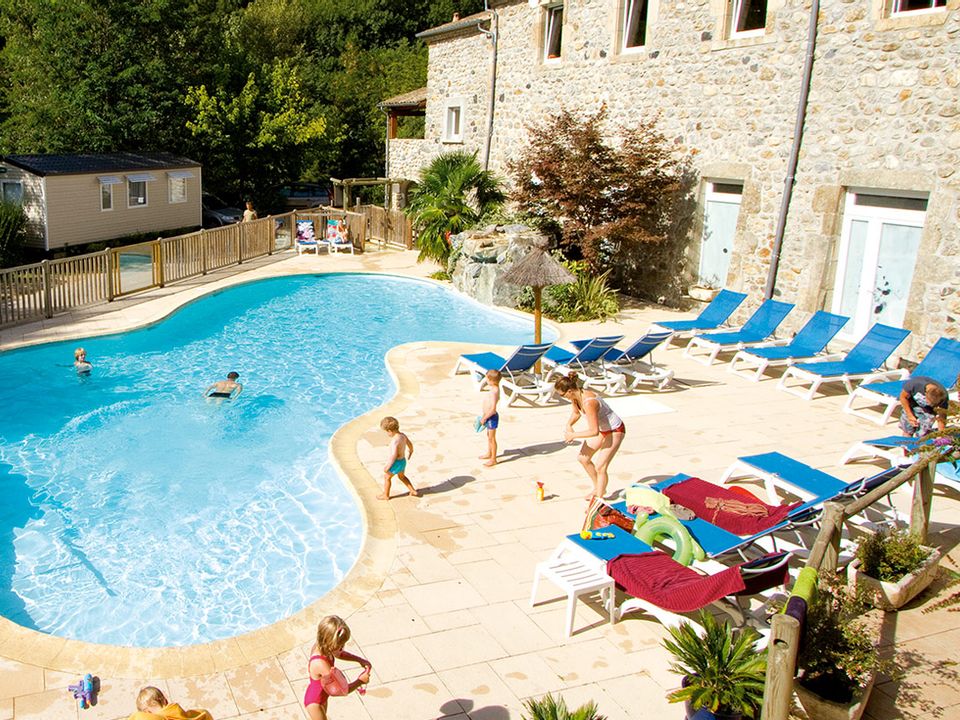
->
xmin=477 ymin=4 xmax=499 ymax=171
xmin=764 ymin=0 xmax=820 ymax=299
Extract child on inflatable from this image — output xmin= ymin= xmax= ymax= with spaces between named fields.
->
xmin=304 ymin=615 xmax=372 ymax=720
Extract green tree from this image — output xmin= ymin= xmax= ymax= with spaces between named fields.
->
xmin=185 ymin=60 xmax=327 ymax=206
xmin=406 ymin=150 xmax=504 ymax=264
xmin=0 ymin=0 xmax=240 ymax=153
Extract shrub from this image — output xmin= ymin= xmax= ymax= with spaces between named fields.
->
xmin=428 ymin=270 xmax=451 ymax=282
xmin=797 ymin=573 xmax=887 ymax=704
xmin=516 ymin=255 xmax=619 ymax=322
xmin=0 ymin=201 xmax=27 ymax=267
xmin=855 ymin=526 xmax=929 ymax=583
xmin=508 ymin=105 xmax=689 ymax=275
xmin=521 ymin=693 xmax=605 ymax=720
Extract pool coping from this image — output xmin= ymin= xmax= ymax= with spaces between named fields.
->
xmin=0 ymin=252 xmax=560 ymax=678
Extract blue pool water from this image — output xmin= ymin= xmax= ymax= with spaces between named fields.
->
xmin=0 ymin=273 xmax=545 ymax=647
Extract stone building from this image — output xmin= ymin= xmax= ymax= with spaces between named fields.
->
xmin=383 ymin=1 xmax=960 ymax=358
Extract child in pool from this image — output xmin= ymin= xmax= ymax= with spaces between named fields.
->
xmin=204 ymin=371 xmax=243 ymax=401
xmin=304 ymin=615 xmax=371 ymax=720
xmin=74 ymin=347 xmax=92 ymax=374
xmin=378 ymin=416 xmax=418 ymax=499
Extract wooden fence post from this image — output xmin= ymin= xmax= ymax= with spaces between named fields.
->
xmin=155 ymin=238 xmax=165 ymax=288
xmin=201 ymin=229 xmax=208 ymax=275
xmin=910 ymin=459 xmax=935 ymax=542
xmin=235 ymin=223 xmax=243 ymax=264
xmin=40 ymin=259 xmax=53 ymax=318
xmin=103 ymin=249 xmax=114 ymax=301
xmin=760 ymin=613 xmax=801 ymax=720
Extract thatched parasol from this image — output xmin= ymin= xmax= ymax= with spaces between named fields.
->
xmin=503 ymin=238 xmax=575 ymax=370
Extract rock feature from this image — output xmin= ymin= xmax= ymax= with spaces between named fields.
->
xmin=449 ymin=225 xmax=550 ymax=307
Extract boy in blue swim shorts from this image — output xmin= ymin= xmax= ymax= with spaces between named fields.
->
xmin=379 ymin=416 xmax=418 ymax=500
xmin=478 ymin=369 xmax=501 ymax=467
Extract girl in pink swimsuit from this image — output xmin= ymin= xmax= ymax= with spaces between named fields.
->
xmin=304 ymin=615 xmax=372 ymax=719
xmin=555 ymin=373 xmax=626 ymax=501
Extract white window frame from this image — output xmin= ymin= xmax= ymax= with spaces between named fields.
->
xmin=831 ymin=190 xmax=928 ymax=341
xmin=621 ymin=0 xmax=650 ymax=53
xmin=101 ymin=183 xmax=113 ymax=211
xmin=127 ymin=180 xmax=148 ymax=208
xmin=1 ymin=180 xmax=23 ymax=205
xmin=543 ymin=3 xmax=564 ymax=63
xmin=167 ymin=171 xmax=192 ymax=204
xmin=442 ymin=99 xmax=465 ymax=144
xmin=890 ymin=0 xmax=946 ymax=16
xmin=126 ymin=173 xmax=155 ymax=208
xmin=729 ymin=0 xmax=767 ymax=39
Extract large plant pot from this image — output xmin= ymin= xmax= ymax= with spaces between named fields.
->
xmin=688 ymin=285 xmax=720 ymax=302
xmin=795 ymin=674 xmax=875 ymax=720
xmin=848 ymin=545 xmax=941 ymax=611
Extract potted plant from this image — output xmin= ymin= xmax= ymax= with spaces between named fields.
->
xmin=662 ymin=611 xmax=766 ymax=720
xmin=848 ymin=525 xmax=941 ymax=611
xmin=521 ymin=693 xmax=605 ymax=720
xmin=795 ymin=574 xmax=887 ymax=720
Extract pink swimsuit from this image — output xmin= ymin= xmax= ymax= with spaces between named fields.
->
xmin=304 ymin=654 xmax=334 ymax=707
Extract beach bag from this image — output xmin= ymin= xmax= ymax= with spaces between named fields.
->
xmin=583 ymin=497 xmax=634 ymax=533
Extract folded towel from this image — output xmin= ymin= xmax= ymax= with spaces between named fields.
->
xmin=128 ymin=704 xmax=213 ymax=720
xmin=663 ymin=477 xmax=799 ymax=536
xmin=606 ymin=552 xmax=745 ymax=612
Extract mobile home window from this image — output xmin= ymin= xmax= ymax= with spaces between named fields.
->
xmin=730 ymin=0 xmax=767 ymax=37
xmin=622 ymin=0 xmax=650 ymax=51
xmin=443 ymin=100 xmax=464 ymax=143
xmin=543 ymin=3 xmax=564 ymax=61
xmin=168 ymin=171 xmax=193 ymax=204
xmin=101 ymin=184 xmax=113 ymax=211
xmin=891 ymin=0 xmax=945 ymax=15
xmin=127 ymin=173 xmax=154 ymax=208
xmin=1 ymin=180 xmax=23 ymax=205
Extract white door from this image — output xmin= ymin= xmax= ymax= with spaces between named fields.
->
xmin=832 ymin=192 xmax=926 ymax=341
xmin=698 ymin=181 xmax=743 ymax=288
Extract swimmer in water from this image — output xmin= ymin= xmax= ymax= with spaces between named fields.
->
xmin=204 ymin=371 xmax=243 ymax=402
xmin=74 ymin=347 xmax=92 ymax=374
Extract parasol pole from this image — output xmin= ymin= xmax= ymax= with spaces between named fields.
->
xmin=534 ymin=285 xmax=543 ymax=374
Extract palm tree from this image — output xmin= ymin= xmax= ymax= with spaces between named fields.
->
xmin=406 ymin=150 xmax=505 ymax=264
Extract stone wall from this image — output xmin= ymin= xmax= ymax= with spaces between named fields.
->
xmin=391 ymin=1 xmax=960 ymax=359
xmin=449 ymin=225 xmax=549 ymax=307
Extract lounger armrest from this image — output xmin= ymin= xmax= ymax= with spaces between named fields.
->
xmin=859 ymin=368 xmax=909 ymax=385
xmin=741 ymin=551 xmax=792 ymax=575
xmin=749 ymin=337 xmax=792 ymax=349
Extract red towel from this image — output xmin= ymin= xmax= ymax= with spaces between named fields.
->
xmin=606 ymin=552 xmax=745 ymax=612
xmin=664 ymin=477 xmax=800 ymax=536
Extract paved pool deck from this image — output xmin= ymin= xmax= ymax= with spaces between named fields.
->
xmin=0 ymin=248 xmax=958 ymax=720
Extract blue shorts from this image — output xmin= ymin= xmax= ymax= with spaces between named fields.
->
xmin=483 ymin=413 xmax=499 ymax=430
xmin=388 ymin=458 xmax=407 ymax=475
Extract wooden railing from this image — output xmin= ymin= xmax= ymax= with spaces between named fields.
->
xmin=760 ymin=457 xmax=939 ymax=720
xmin=0 ymin=213 xmax=294 ymax=329
xmin=0 ymin=204 xmax=409 ymax=330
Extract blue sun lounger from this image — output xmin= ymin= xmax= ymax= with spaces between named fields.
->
xmin=843 ymin=337 xmax=960 ymax=424
xmin=728 ymin=311 xmax=849 ymax=382
xmin=603 ymin=329 xmax=675 ymax=390
xmin=683 ymin=299 xmax=795 ymax=365
xmin=652 ymin=289 xmax=748 ymax=347
xmin=719 ymin=452 xmax=902 ymax=508
xmin=839 ymin=435 xmax=924 ymax=466
xmin=542 ymin=335 xmax=625 ymax=392
xmin=776 ymin=323 xmax=910 ymax=400
xmin=453 ymin=342 xmax=554 ymax=405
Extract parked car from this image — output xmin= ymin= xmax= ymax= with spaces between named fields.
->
xmin=279 ymin=182 xmax=331 ymax=210
xmin=202 ymin=193 xmax=243 ymax=228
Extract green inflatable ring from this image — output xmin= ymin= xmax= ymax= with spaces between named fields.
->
xmin=633 ymin=515 xmax=699 ymax=566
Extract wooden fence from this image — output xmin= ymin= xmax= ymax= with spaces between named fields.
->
xmin=0 ymin=213 xmax=293 ymax=328
xmin=0 ymin=204 xmax=414 ymax=329
xmin=760 ymin=456 xmax=939 ymax=720
xmin=359 ymin=204 xmax=412 ymax=249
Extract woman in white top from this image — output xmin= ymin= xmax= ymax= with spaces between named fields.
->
xmin=554 ymin=373 xmax=626 ymax=500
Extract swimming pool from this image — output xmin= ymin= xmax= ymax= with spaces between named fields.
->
xmin=0 ymin=273 xmax=547 ymax=647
